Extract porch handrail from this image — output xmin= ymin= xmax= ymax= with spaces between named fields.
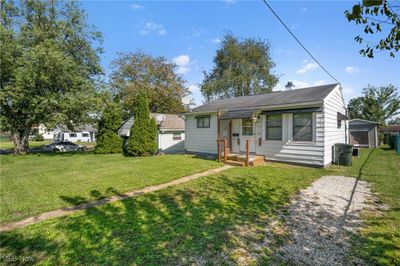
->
xmin=216 ymin=139 xmax=228 ymax=162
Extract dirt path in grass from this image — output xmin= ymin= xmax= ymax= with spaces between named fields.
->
xmin=270 ymin=175 xmax=374 ymax=265
xmin=0 ymin=165 xmax=233 ymax=232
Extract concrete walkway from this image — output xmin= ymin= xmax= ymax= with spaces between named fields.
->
xmin=0 ymin=165 xmax=233 ymax=232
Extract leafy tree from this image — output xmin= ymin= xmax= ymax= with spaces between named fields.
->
xmin=347 ymin=85 xmax=400 ymax=124
xmin=95 ymin=96 xmax=123 ymax=154
xmin=345 ymin=0 xmax=399 ymax=58
xmin=125 ymin=93 xmax=158 ymax=156
xmin=0 ymin=0 xmax=103 ymax=154
xmin=110 ymin=52 xmax=189 ymax=114
xmin=201 ymin=33 xmax=278 ymax=102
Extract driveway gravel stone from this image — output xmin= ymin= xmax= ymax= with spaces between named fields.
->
xmin=272 ymin=175 xmax=373 ymax=265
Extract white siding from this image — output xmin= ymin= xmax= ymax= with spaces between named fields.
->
xmin=158 ymin=131 xmax=185 ymax=152
xmin=323 ymin=86 xmax=347 ymax=165
xmin=255 ymin=112 xmax=325 ymax=166
xmin=185 ymin=114 xmax=218 ymax=154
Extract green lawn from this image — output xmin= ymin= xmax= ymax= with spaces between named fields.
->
xmin=0 ymin=148 xmax=398 ymax=265
xmin=0 ymin=154 xmax=222 ymax=223
xmin=0 ymin=140 xmax=52 ymax=150
xmin=0 ymin=140 xmax=96 ymax=151
xmin=339 ymin=148 xmax=399 ymax=265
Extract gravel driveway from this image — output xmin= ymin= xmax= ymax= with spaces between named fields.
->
xmin=272 ymin=175 xmax=373 ymax=265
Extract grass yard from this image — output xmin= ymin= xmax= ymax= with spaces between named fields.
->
xmin=337 ymin=148 xmax=399 ymax=265
xmin=0 ymin=140 xmax=52 ymax=150
xmin=0 ymin=140 xmax=96 ymax=151
xmin=0 ymin=148 xmax=398 ymax=265
xmin=0 ymin=153 xmax=222 ymax=223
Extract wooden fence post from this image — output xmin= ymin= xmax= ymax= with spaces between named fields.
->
xmin=217 ymin=140 xmax=220 ymax=162
xmin=245 ymin=139 xmax=250 ymax=166
xmin=224 ymin=139 xmax=227 ymax=162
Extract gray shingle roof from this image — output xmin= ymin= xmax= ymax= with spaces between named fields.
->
xmin=118 ymin=113 xmax=184 ymax=137
xmin=192 ymin=84 xmax=339 ymax=113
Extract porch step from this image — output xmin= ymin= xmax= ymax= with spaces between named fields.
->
xmin=224 ymin=153 xmax=265 ymax=167
xmin=224 ymin=160 xmax=245 ymax=167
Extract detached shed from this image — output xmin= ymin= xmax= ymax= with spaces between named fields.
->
xmin=349 ymin=119 xmax=379 ymax=148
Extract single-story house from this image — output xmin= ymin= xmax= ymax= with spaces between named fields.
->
xmin=380 ymin=124 xmax=400 ymax=145
xmin=349 ymin=119 xmax=379 ymax=148
xmin=118 ymin=113 xmax=185 ymax=153
xmin=380 ymin=124 xmax=400 ymax=136
xmin=184 ymin=83 xmax=350 ymax=167
xmin=31 ymin=124 xmax=58 ymax=140
xmin=53 ymin=124 xmax=97 ymax=143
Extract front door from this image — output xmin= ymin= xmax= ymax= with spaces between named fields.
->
xmin=219 ymin=119 xmax=231 ymax=152
xmin=231 ymin=120 xmax=241 ymax=153
xmin=240 ymin=118 xmax=255 ymax=153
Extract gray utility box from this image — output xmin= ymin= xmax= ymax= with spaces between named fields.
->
xmin=334 ymin=143 xmax=353 ymax=166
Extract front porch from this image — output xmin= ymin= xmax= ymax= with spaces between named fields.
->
xmin=216 ymin=108 xmax=265 ymax=167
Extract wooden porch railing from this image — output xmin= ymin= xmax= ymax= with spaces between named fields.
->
xmin=217 ymin=138 xmax=251 ymax=166
xmin=245 ymin=139 xmax=250 ymax=166
xmin=216 ymin=139 xmax=228 ymax=162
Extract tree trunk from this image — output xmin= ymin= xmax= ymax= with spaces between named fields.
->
xmin=10 ymin=127 xmax=31 ymax=155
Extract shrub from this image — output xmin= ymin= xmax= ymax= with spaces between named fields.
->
xmin=95 ymin=97 xmax=123 ymax=154
xmin=125 ymin=93 xmax=158 ymax=156
xmin=32 ymin=134 xmax=44 ymax=141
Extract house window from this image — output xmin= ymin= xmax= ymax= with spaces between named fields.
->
xmin=293 ymin=113 xmax=313 ymax=141
xmin=266 ymin=114 xmax=282 ymax=140
xmin=197 ymin=116 xmax=210 ymax=128
xmin=242 ymin=119 xmax=253 ymax=136
xmin=173 ymin=133 xmax=182 ymax=141
xmin=69 ymin=132 xmax=77 ymax=138
xmin=82 ymin=133 xmax=89 ymax=137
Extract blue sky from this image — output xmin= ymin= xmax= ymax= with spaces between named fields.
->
xmin=82 ymin=0 xmax=399 ymax=106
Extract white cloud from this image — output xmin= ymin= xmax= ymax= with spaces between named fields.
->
xmin=345 ymin=66 xmax=359 ymax=74
xmin=297 ymin=62 xmax=318 ymax=74
xmin=313 ymin=80 xmax=326 ymax=86
xmin=139 ymin=22 xmax=166 ymax=36
xmin=173 ymin=54 xmax=191 ymax=75
xmin=188 ymin=84 xmax=200 ymax=93
xmin=211 ymin=38 xmax=221 ymax=44
xmin=129 ymin=4 xmax=144 ymax=10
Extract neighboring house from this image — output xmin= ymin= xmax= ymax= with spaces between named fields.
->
xmin=380 ymin=124 xmax=400 ymax=136
xmin=31 ymin=124 xmax=57 ymax=140
xmin=349 ymin=119 xmax=379 ymax=148
xmin=118 ymin=113 xmax=185 ymax=153
xmin=53 ymin=124 xmax=97 ymax=143
xmin=184 ymin=83 xmax=349 ymax=167
xmin=380 ymin=124 xmax=400 ymax=145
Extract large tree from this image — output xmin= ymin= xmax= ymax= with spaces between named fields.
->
xmin=345 ymin=0 xmax=399 ymax=58
xmin=95 ymin=95 xmax=123 ymax=154
xmin=110 ymin=52 xmax=189 ymax=114
xmin=201 ymin=34 xmax=278 ymax=102
xmin=125 ymin=93 xmax=158 ymax=157
xmin=347 ymin=85 xmax=400 ymax=124
xmin=0 ymin=0 xmax=103 ymax=154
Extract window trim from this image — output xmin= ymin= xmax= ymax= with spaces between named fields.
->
xmin=69 ymin=132 xmax=77 ymax=138
xmin=292 ymin=112 xmax=313 ymax=142
xmin=196 ymin=116 xmax=210 ymax=128
xmin=266 ymin=114 xmax=283 ymax=141
xmin=242 ymin=118 xmax=253 ymax=136
xmin=172 ymin=133 xmax=182 ymax=141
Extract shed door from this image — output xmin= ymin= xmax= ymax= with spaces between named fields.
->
xmin=351 ymin=131 xmax=369 ymax=146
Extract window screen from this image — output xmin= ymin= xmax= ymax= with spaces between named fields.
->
xmin=293 ymin=113 xmax=313 ymax=141
xmin=266 ymin=114 xmax=282 ymax=140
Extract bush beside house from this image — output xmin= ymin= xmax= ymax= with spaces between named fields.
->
xmin=125 ymin=93 xmax=157 ymax=156
xmin=95 ymin=98 xmax=123 ymax=154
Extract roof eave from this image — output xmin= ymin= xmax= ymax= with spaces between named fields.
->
xmin=186 ymin=100 xmax=324 ymax=115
